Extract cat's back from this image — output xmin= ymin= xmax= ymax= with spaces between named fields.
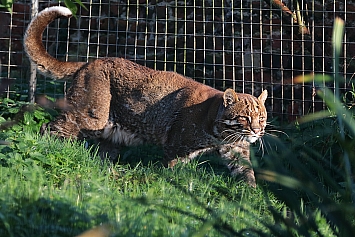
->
xmin=107 ymin=57 xmax=199 ymax=91
xmin=84 ymin=57 xmax=211 ymax=103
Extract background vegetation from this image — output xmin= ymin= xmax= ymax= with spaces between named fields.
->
xmin=0 ymin=0 xmax=84 ymax=14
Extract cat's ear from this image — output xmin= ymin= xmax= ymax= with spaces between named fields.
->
xmin=223 ymin=89 xmax=239 ymax=106
xmin=258 ymin=90 xmax=268 ymax=104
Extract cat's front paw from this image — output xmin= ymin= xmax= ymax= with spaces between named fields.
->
xmin=229 ymin=163 xmax=256 ymax=188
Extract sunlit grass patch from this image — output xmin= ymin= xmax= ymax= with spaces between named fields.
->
xmin=0 ymin=129 xmax=282 ymax=236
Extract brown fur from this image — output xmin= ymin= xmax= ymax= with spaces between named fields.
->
xmin=24 ymin=6 xmax=268 ymax=187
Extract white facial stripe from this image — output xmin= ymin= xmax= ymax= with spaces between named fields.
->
xmin=222 ymin=120 xmax=239 ymax=126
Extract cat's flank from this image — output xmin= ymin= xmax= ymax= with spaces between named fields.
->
xmin=24 ymin=6 xmax=268 ymax=187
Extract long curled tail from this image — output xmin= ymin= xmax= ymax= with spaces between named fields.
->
xmin=24 ymin=6 xmax=85 ymax=80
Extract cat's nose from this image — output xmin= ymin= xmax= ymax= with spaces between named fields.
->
xmin=252 ymin=128 xmax=260 ymax=134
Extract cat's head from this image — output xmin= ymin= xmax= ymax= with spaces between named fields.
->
xmin=215 ymin=89 xmax=268 ymax=144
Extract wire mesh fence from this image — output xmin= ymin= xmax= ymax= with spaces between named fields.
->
xmin=1 ymin=0 xmax=355 ymax=122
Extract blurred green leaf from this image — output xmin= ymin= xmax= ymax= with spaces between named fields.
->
xmin=294 ymin=73 xmax=333 ymax=84
xmin=73 ymin=0 xmax=87 ymax=10
xmin=62 ymin=0 xmax=88 ymax=17
xmin=0 ymin=0 xmax=13 ymax=13
xmin=333 ymin=17 xmax=345 ymax=58
xmin=64 ymin=0 xmax=78 ymax=16
xmin=257 ymin=170 xmax=303 ymax=189
xmin=298 ymin=110 xmax=333 ymax=124
xmin=318 ymin=87 xmax=355 ymax=138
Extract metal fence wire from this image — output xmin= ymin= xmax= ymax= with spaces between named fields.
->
xmin=1 ymin=0 xmax=355 ymax=122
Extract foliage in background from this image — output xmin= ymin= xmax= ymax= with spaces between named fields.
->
xmin=0 ymin=98 xmax=54 ymax=134
xmin=0 ymin=0 xmax=12 ymax=11
xmin=0 ymin=0 xmax=86 ymax=14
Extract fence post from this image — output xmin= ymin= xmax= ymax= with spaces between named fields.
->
xmin=28 ymin=0 xmax=38 ymax=103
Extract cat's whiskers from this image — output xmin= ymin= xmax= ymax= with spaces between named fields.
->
xmin=233 ymin=133 xmax=245 ymax=143
xmin=257 ymin=137 xmax=265 ymax=157
xmin=221 ymin=130 xmax=244 ymax=143
xmin=264 ymin=123 xmax=288 ymax=137
xmin=222 ymin=133 xmax=241 ymax=143
xmin=258 ymin=133 xmax=277 ymax=157
xmin=266 ymin=142 xmax=273 ymax=157
xmin=220 ymin=129 xmax=236 ymax=138
xmin=264 ymin=132 xmax=278 ymax=137
xmin=266 ymin=129 xmax=289 ymax=137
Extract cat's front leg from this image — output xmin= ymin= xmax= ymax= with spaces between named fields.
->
xmin=96 ymin=139 xmax=121 ymax=163
xmin=164 ymin=146 xmax=215 ymax=168
xmin=219 ymin=142 xmax=256 ymax=188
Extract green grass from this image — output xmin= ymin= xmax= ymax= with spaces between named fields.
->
xmin=0 ymin=128 xmax=285 ymax=237
xmin=0 ymin=93 xmax=347 ymax=237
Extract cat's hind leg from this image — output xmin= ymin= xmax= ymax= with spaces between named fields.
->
xmin=41 ymin=60 xmax=112 ymax=140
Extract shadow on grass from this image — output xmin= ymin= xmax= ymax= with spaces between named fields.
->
xmin=0 ymin=197 xmax=109 ymax=237
xmin=103 ymin=143 xmax=261 ymax=183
